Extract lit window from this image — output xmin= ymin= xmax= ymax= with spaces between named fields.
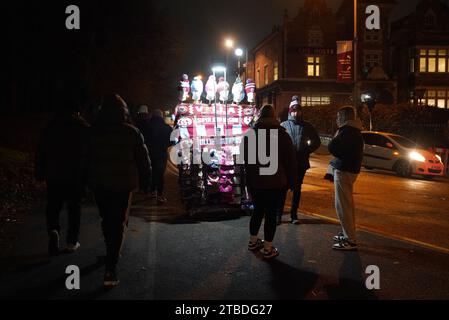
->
xmin=300 ymin=95 xmax=331 ymax=106
xmin=420 ymin=57 xmax=427 ymax=72
xmin=438 ymin=58 xmax=446 ymax=72
xmin=264 ymin=65 xmax=269 ymax=85
xmin=256 ymin=68 xmax=260 ymax=87
xmin=419 ymin=48 xmax=449 ymax=73
xmin=429 ymin=58 xmax=436 ymax=72
xmin=307 ymin=56 xmax=321 ymax=77
xmin=422 ymin=89 xmax=449 ymax=108
xmin=273 ymin=61 xmax=279 ymax=81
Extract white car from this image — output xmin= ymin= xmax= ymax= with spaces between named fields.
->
xmin=362 ymin=131 xmax=445 ymax=179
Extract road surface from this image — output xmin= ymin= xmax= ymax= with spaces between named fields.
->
xmin=293 ymin=154 xmax=449 ymax=253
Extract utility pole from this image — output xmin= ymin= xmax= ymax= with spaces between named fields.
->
xmin=353 ymin=0 xmax=358 ymax=109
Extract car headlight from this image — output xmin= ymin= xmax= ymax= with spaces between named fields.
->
xmin=436 ymin=154 xmax=442 ymax=163
xmin=409 ymin=151 xmax=426 ymax=163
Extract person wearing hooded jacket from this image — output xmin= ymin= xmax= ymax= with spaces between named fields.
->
xmin=280 ymin=96 xmax=321 ymax=224
xmin=328 ymin=106 xmax=364 ymax=251
xmin=241 ymin=105 xmax=298 ymax=259
xmin=87 ymin=94 xmax=152 ymax=287
xmin=146 ymin=109 xmax=173 ymax=204
xmin=35 ymin=96 xmax=90 ymax=256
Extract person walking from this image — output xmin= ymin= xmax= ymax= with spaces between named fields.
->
xmin=280 ymin=96 xmax=321 ymax=224
xmin=88 ymin=94 xmax=151 ymax=287
xmin=135 ymin=105 xmax=152 ymax=194
xmin=35 ymin=96 xmax=90 ymax=256
xmin=146 ymin=109 xmax=173 ymax=204
xmin=241 ymin=105 xmax=298 ymax=259
xmin=328 ymin=106 xmax=364 ymax=251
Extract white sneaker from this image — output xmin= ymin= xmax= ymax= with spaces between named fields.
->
xmin=65 ymin=242 xmax=80 ymax=253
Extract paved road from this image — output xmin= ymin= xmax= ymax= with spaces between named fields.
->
xmin=293 ymin=154 xmax=449 ymax=253
xmin=1 ymin=168 xmax=449 ymax=300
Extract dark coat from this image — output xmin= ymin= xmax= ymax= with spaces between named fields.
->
xmin=87 ymin=104 xmax=152 ymax=191
xmin=242 ymin=117 xmax=299 ymax=190
xmin=35 ymin=113 xmax=90 ymax=186
xmin=135 ymin=113 xmax=151 ymax=145
xmin=328 ymin=121 xmax=364 ymax=174
xmin=281 ymin=118 xmax=321 ymax=170
xmin=146 ymin=116 xmax=173 ymax=162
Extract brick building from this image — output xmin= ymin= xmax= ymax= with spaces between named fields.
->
xmin=251 ymin=0 xmax=449 ymax=118
xmin=390 ymin=0 xmax=449 ymax=108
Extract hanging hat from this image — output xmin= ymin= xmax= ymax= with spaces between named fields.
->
xmin=138 ymin=105 xmax=149 ymax=114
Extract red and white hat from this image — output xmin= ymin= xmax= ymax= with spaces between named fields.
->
xmin=289 ymin=95 xmax=300 ymax=114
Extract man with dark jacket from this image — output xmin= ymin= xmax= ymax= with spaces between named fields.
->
xmin=280 ymin=96 xmax=321 ymax=224
xmin=241 ymin=105 xmax=298 ymax=259
xmin=35 ymin=97 xmax=90 ymax=256
xmin=328 ymin=106 xmax=364 ymax=251
xmin=146 ymin=109 xmax=173 ymax=204
xmin=88 ymin=94 xmax=151 ymax=287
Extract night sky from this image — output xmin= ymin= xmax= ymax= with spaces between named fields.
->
xmin=5 ymin=0 xmax=449 ymax=111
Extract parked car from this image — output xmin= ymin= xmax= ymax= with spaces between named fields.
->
xmin=362 ymin=131 xmax=444 ymax=179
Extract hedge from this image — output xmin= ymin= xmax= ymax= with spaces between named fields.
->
xmin=301 ymin=103 xmax=449 ymax=148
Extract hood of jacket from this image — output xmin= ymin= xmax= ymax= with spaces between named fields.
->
xmin=341 ymin=119 xmax=363 ymax=131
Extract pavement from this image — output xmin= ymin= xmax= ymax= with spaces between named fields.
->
xmin=1 ymin=161 xmax=449 ymax=300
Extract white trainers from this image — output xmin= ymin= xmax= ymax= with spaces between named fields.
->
xmin=65 ymin=242 xmax=80 ymax=253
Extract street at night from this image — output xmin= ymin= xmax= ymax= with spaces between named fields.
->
xmin=3 ymin=0 xmax=449 ymax=311
xmin=1 ymin=155 xmax=449 ymax=300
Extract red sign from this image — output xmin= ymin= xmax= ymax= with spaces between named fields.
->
xmin=337 ymin=41 xmax=353 ymax=83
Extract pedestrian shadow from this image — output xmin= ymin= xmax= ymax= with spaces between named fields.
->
xmin=265 ymin=259 xmax=319 ymax=300
xmin=169 ymin=209 xmax=244 ymax=224
xmin=131 ymin=203 xmax=247 ymax=224
xmin=323 ymin=252 xmax=378 ymax=300
xmin=4 ymin=256 xmax=105 ymax=299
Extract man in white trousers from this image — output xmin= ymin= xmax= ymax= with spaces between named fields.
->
xmin=328 ymin=106 xmax=364 ymax=251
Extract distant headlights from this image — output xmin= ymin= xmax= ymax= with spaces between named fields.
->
xmin=409 ymin=151 xmax=426 ymax=163
xmin=436 ymin=154 xmax=442 ymax=163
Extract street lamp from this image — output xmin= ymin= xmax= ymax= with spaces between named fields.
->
xmin=235 ymin=48 xmax=244 ymax=73
xmin=361 ymin=92 xmax=376 ymax=131
xmin=224 ymin=38 xmax=234 ymax=74
xmin=353 ymin=0 xmax=358 ymax=109
xmin=225 ymin=38 xmax=234 ymax=49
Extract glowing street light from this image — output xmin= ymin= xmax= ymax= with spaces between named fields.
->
xmin=225 ymin=38 xmax=234 ymax=49
xmin=235 ymin=48 xmax=243 ymax=57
